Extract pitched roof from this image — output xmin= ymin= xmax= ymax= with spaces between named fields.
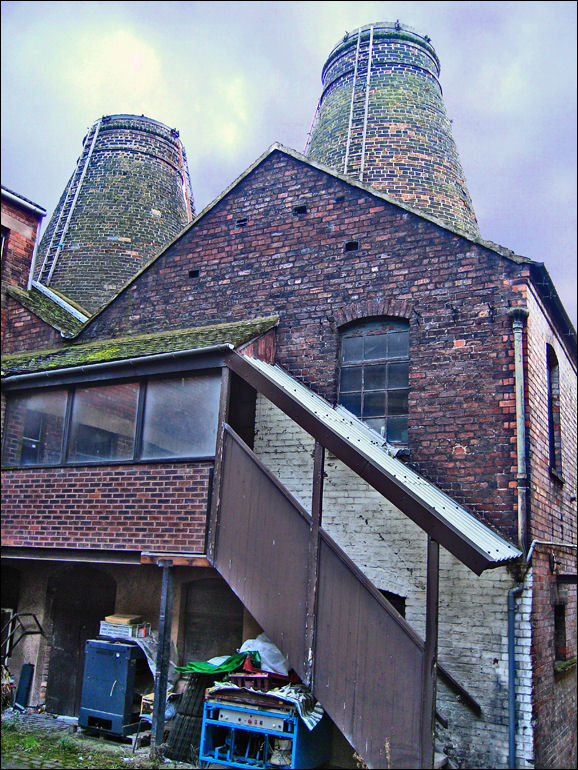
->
xmin=73 ymin=143 xmax=574 ymax=359
xmin=6 ymin=285 xmax=87 ymax=337
xmin=228 ymin=353 xmax=522 ymax=575
xmin=1 ymin=316 xmax=279 ymax=377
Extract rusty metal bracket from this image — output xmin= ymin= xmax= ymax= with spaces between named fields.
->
xmin=1 ymin=613 xmax=45 ymax=666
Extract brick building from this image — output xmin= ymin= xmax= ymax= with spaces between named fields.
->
xmin=1 ymin=186 xmax=47 ymax=346
xmin=1 ymin=22 xmax=576 ymax=770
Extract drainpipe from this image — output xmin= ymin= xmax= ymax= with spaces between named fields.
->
xmin=508 ymin=308 xmax=530 ymax=553
xmin=508 ymin=584 xmax=524 ymax=769
xmin=27 ymin=219 xmax=45 ymax=291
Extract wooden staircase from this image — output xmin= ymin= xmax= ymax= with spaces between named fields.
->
xmin=208 ymin=424 xmax=436 ymax=769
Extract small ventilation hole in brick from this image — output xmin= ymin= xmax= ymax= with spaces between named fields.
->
xmin=188 ymin=269 xmax=200 ymax=278
xmin=345 ymin=240 xmax=359 ymax=251
xmin=293 ymin=204 xmax=307 ymax=216
xmin=236 ymin=217 xmax=248 ymax=227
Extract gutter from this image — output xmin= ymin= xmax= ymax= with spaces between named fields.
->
xmin=2 ymin=344 xmax=235 ymax=388
xmin=508 ymin=308 xmax=530 ymax=553
xmin=1 ymin=187 xmax=47 ymax=217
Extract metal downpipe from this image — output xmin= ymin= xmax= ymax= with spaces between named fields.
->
xmin=508 ymin=307 xmax=530 ymax=553
xmin=508 ymin=585 xmax=524 ymax=769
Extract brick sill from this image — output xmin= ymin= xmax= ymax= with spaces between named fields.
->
xmin=554 ymin=656 xmax=576 ymax=677
xmin=549 ymin=467 xmax=565 ymax=485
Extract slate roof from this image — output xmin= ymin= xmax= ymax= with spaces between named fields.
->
xmin=1 ymin=316 xmax=279 ymax=377
xmin=6 ymin=285 xmax=87 ymax=337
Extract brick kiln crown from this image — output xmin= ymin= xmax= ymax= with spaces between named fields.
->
xmin=35 ymin=114 xmax=194 ymax=313
xmin=306 ymin=22 xmax=480 ymax=238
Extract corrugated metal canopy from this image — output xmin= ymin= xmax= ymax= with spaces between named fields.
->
xmin=228 ymin=353 xmax=522 ymax=575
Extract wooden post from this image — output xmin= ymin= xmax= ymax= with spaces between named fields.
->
xmin=207 ymin=366 xmax=231 ymax=562
xmin=304 ymin=441 xmax=324 ymax=687
xmin=151 ymin=559 xmax=173 ymax=750
xmin=420 ymin=537 xmax=439 ymax=768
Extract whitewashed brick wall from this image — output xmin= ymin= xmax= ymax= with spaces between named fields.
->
xmin=254 ymin=394 xmax=534 ymax=768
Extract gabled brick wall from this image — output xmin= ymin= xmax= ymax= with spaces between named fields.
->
xmin=79 ymin=151 xmax=532 ymax=540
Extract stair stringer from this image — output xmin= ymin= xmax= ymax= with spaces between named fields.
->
xmin=209 ymin=424 xmax=427 ymax=769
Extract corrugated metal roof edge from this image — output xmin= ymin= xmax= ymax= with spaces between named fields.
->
xmin=229 ymin=353 xmax=522 ymax=574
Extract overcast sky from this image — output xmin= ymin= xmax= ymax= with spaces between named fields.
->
xmin=2 ymin=1 xmax=576 ymax=326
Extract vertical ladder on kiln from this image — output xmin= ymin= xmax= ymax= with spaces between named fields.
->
xmin=36 ymin=118 xmax=101 ymax=286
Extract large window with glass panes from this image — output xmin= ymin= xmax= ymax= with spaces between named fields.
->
xmin=1 ymin=372 xmax=221 ymax=467
xmin=338 ymin=318 xmax=409 ymax=445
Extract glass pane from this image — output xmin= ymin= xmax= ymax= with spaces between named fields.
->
xmin=363 ymin=391 xmax=386 ymax=418
xmin=364 ymin=364 xmax=386 ymax=390
xmin=388 ymin=331 xmax=409 ymax=358
xmin=339 ymin=392 xmax=362 ymax=417
xmin=340 ymin=367 xmax=362 ymax=393
xmin=141 ymin=374 xmax=221 ymax=459
xmin=69 ymin=383 xmax=138 ymax=462
xmin=388 ymin=362 xmax=409 ymax=389
xmin=363 ymin=418 xmax=386 ymax=437
xmin=364 ymin=333 xmax=387 ymax=360
xmin=341 ymin=336 xmax=363 ymax=362
xmin=2 ymin=391 xmax=67 ymax=466
xmin=387 ymin=416 xmax=408 ymax=444
xmin=388 ymin=389 xmax=409 ymax=416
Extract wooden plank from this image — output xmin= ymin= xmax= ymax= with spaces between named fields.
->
xmin=140 ymin=554 xmax=210 ymax=567
xmin=420 ymin=537 xmax=439 ymax=769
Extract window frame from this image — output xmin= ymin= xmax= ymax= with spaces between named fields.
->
xmin=337 ymin=317 xmax=410 ymax=445
xmin=546 ymin=345 xmax=563 ymax=480
xmin=1 ymin=369 xmax=222 ymax=469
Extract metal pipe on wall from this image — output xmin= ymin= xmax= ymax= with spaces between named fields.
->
xmin=508 ymin=584 xmax=524 ymax=769
xmin=508 ymin=307 xmax=530 ymax=553
xmin=152 ymin=559 xmax=174 ymax=749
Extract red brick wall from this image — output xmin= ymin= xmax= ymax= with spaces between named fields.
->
xmin=531 ymin=545 xmax=577 ymax=769
xmin=1 ymin=463 xmax=210 ymax=552
xmin=526 ymin=288 xmax=577 ymax=545
xmin=524 ymin=288 xmax=577 ymax=769
xmin=78 ymin=151 xmax=535 ymax=539
xmin=1 ymin=197 xmax=40 ymax=288
xmin=1 ymin=195 xmax=45 ymax=347
xmin=2 ymin=293 xmax=63 ymax=353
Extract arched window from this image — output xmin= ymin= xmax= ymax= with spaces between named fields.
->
xmin=547 ymin=345 xmax=562 ymax=474
xmin=338 ymin=318 xmax=409 ymax=444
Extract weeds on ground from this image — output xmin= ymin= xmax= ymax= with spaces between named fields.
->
xmin=0 ymin=716 xmax=193 ymax=768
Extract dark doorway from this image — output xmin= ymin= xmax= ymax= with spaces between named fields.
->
xmin=183 ymin=576 xmax=244 ymax=665
xmin=45 ymin=565 xmax=116 ymax=716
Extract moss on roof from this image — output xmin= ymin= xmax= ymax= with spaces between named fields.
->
xmin=2 ymin=316 xmax=279 ymax=376
xmin=6 ymin=285 xmax=87 ymax=336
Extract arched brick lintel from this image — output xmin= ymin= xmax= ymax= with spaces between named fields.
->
xmin=332 ymin=298 xmax=414 ymax=328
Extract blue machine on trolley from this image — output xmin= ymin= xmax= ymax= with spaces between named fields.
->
xmin=199 ymin=697 xmax=330 ymax=769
